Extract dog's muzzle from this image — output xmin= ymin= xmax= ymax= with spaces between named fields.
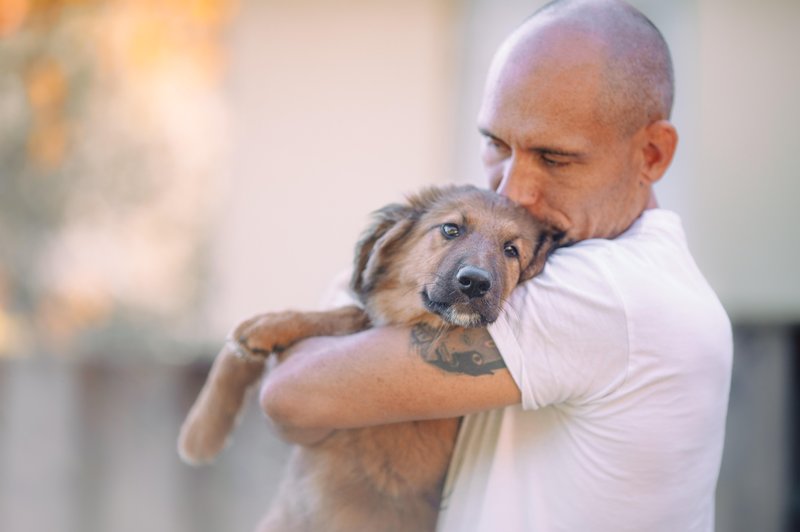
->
xmin=422 ymin=265 xmax=500 ymax=328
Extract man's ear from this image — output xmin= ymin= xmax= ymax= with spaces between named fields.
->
xmin=639 ymin=120 xmax=678 ymax=185
xmin=350 ymin=204 xmax=415 ymax=300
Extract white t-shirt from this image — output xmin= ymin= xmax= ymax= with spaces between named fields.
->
xmin=436 ymin=209 xmax=733 ymax=532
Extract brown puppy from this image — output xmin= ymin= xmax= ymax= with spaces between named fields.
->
xmin=178 ymin=185 xmax=557 ymax=531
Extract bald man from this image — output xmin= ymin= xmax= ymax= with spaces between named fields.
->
xmin=260 ymin=1 xmax=732 ymax=530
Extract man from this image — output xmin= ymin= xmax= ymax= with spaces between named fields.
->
xmin=260 ymin=1 xmax=732 ymax=530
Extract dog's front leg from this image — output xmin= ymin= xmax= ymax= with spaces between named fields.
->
xmin=178 ymin=341 xmax=266 ymax=464
xmin=233 ymin=304 xmax=370 ymax=358
xmin=178 ymin=305 xmax=370 ymax=464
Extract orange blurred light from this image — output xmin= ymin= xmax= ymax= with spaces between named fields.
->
xmin=25 ymin=58 xmax=66 ymax=111
xmin=0 ymin=0 xmax=29 ymax=37
xmin=27 ymin=120 xmax=68 ymax=170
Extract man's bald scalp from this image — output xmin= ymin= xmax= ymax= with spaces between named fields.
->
xmin=525 ymin=0 xmax=674 ymax=136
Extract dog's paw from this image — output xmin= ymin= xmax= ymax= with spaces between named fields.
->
xmin=231 ymin=314 xmax=280 ymax=356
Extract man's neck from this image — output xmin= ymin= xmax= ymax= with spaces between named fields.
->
xmin=645 ymin=191 xmax=659 ymax=210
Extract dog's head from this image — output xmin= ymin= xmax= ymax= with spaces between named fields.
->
xmin=351 ymin=185 xmax=560 ymax=328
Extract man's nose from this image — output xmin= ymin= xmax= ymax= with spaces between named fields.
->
xmin=495 ymin=158 xmax=538 ymax=206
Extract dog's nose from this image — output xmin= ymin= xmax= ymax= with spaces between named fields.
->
xmin=456 ymin=266 xmax=492 ymax=299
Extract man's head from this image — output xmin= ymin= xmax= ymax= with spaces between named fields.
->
xmin=479 ymin=0 xmax=678 ymax=242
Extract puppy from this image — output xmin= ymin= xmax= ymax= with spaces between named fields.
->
xmin=179 ymin=185 xmax=557 ymax=531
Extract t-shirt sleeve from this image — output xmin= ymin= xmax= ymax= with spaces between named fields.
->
xmin=488 ymin=243 xmax=630 ymax=410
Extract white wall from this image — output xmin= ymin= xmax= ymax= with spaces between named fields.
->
xmin=693 ymin=0 xmax=800 ymax=322
xmin=208 ymin=0 xmax=458 ymax=332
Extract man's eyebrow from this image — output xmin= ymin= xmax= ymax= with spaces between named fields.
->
xmin=531 ymin=146 xmax=586 ymax=158
xmin=479 ymin=128 xmax=586 ymax=159
xmin=478 ymin=127 xmax=499 ymax=140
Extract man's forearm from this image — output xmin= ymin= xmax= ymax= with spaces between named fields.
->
xmin=259 ymin=325 xmax=520 ymax=434
xmin=409 ymin=323 xmax=508 ymax=376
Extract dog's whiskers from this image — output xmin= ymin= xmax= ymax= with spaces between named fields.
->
xmin=499 ymin=295 xmax=523 ymax=324
xmin=432 ymin=321 xmax=450 ymax=345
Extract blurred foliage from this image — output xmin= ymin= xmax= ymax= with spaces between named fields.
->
xmin=0 ymin=0 xmax=235 ymax=358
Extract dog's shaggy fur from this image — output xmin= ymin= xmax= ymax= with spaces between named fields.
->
xmin=178 ymin=185 xmax=556 ymax=531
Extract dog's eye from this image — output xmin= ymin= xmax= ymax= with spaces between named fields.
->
xmin=441 ymin=223 xmax=461 ymax=239
xmin=504 ymin=243 xmax=519 ymax=258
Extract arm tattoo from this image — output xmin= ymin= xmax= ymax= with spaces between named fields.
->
xmin=410 ymin=324 xmax=506 ymax=376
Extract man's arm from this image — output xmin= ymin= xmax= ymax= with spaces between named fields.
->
xmin=260 ymin=324 xmax=520 ymax=444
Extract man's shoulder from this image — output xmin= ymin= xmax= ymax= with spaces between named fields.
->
xmin=538 ymin=209 xmax=691 ymax=288
xmin=520 ymin=207 xmax=727 ymax=337
xmin=556 ymin=208 xmax=685 ymax=259
xmin=539 ymin=209 xmax=732 ymax=363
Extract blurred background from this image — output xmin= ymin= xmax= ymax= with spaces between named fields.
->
xmin=0 ymin=0 xmax=798 ymax=531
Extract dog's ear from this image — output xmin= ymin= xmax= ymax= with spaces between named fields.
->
xmin=350 ymin=185 xmax=459 ymax=300
xmin=351 ymin=203 xmax=416 ymax=301
xmin=520 ymin=230 xmax=563 ymax=282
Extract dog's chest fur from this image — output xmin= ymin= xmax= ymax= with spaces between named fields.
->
xmin=265 ymin=419 xmax=459 ymax=532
